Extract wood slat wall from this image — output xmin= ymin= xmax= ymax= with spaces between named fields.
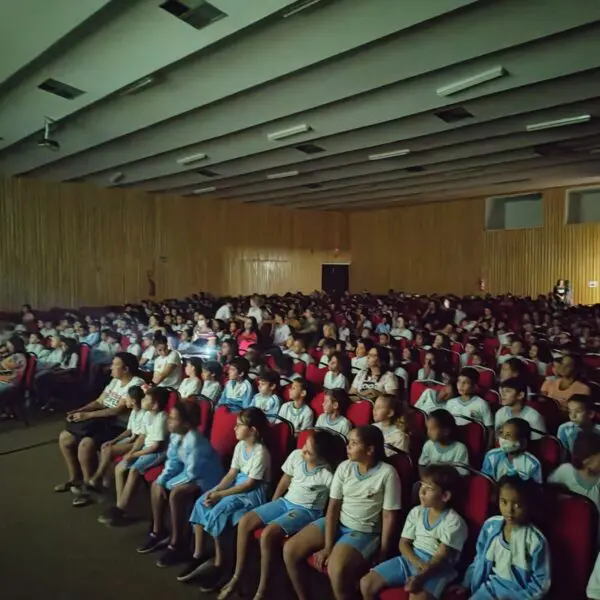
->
xmin=350 ymin=186 xmax=600 ymax=305
xmin=0 ymin=177 xmax=349 ymax=310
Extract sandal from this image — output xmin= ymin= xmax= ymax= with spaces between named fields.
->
xmin=53 ymin=481 xmax=79 ymax=493
xmin=217 ymin=576 xmax=240 ymax=600
xmin=72 ymin=494 xmax=93 ymax=508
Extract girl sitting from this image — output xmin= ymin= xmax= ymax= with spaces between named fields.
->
xmin=218 ymin=430 xmax=341 ymax=600
xmin=415 ymin=378 xmax=456 ymax=415
xmin=324 ymin=351 xmax=349 ymax=391
xmin=26 ymin=332 xmax=45 ymax=357
xmin=283 ymin=425 xmax=401 ymax=600
xmin=419 ymin=409 xmax=469 ymax=474
xmin=178 ymin=408 xmax=271 ymax=592
xmin=237 ymin=317 xmax=259 ymax=356
xmin=316 ymin=389 xmax=352 ymax=438
xmin=178 ymin=357 xmax=203 ymax=399
xmin=372 ymin=394 xmax=409 ymax=456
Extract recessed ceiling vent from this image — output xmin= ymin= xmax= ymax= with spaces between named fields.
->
xmin=296 ymin=143 xmax=325 ymax=155
xmin=303 ymin=183 xmax=323 ymax=189
xmin=434 ymin=106 xmax=474 ymax=124
xmin=160 ymin=0 xmax=226 ymax=29
xmin=405 ymin=165 xmax=425 ymax=173
xmin=38 ymin=78 xmax=85 ymax=100
xmin=196 ymin=168 xmax=220 ymax=178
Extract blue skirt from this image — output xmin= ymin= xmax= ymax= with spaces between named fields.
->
xmin=189 ymin=473 xmax=268 ymax=538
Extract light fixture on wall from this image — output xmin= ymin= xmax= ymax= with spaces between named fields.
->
xmin=526 ymin=114 xmax=591 ymax=132
xmin=193 ymin=186 xmax=217 ymax=194
xmin=368 ymin=148 xmax=411 ymax=161
xmin=283 ymin=0 xmax=324 ymax=18
xmin=267 ymin=124 xmax=311 ymax=142
xmin=120 ymin=76 xmax=156 ymax=96
xmin=436 ymin=66 xmax=507 ymax=97
xmin=267 ymin=170 xmax=299 ymax=179
xmin=176 ymin=152 xmax=208 ymax=165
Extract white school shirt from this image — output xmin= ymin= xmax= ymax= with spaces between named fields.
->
xmin=315 ymin=413 xmax=352 ymax=437
xmin=494 ymin=405 xmax=546 ymax=440
xmin=338 ymin=327 xmax=350 ymax=342
xmin=141 ymin=346 xmax=157 ymax=363
xmin=252 ymin=393 xmax=281 ymax=420
xmin=318 ymin=354 xmax=330 ymax=368
xmin=324 ymin=371 xmax=348 ymax=390
xmin=247 ymin=306 xmax=263 ymax=325
xmin=26 ymin=343 xmax=45 ymax=358
xmin=215 ymin=304 xmax=232 ymax=321
xmin=402 ymin=506 xmax=468 ymax=560
xmin=548 ymin=464 xmax=600 ymax=512
xmin=178 ymin=377 xmax=201 ymax=398
xmin=446 ymin=395 xmax=493 ymax=427
xmin=415 ymin=389 xmax=449 ymax=415
xmin=126 ymin=408 xmax=148 ymax=436
xmin=390 ymin=328 xmax=413 ymax=341
xmin=587 ymin=553 xmax=600 ymax=599
xmin=287 ymin=350 xmax=314 ymax=365
xmin=351 ymin=369 xmax=399 ymax=395
xmin=351 ymin=355 xmax=368 ymax=373
xmin=329 ymin=459 xmax=402 ymax=534
xmin=60 ymin=353 xmax=79 ymax=370
xmin=419 ymin=440 xmax=470 ymax=469
xmin=482 ymin=449 xmax=542 ymax=483
xmin=143 ymin=411 xmax=169 ymax=447
xmin=153 ymin=351 xmax=182 ymax=388
xmin=40 ymin=348 xmax=63 ymax=365
xmin=201 ymin=379 xmax=222 ymax=402
xmin=373 ymin=422 xmax=409 ymax=456
xmin=102 ymin=376 xmax=145 ymax=408
xmin=231 ymin=441 xmax=271 ymax=482
xmin=278 ymin=402 xmax=314 ymax=434
xmin=282 ymin=449 xmax=334 ymax=511
xmin=127 ymin=343 xmax=142 ymax=358
xmin=273 ymin=324 xmax=291 ymax=347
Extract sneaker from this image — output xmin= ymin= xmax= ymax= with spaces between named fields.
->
xmin=97 ymin=506 xmax=127 ymax=526
xmin=53 ymin=480 xmax=79 ymax=493
xmin=217 ymin=576 xmax=240 ymax=600
xmin=176 ymin=556 xmax=213 ymax=582
xmin=70 ymin=483 xmax=90 ymax=496
xmin=155 ymin=546 xmax=189 ymax=569
xmin=72 ymin=494 xmax=93 ymax=508
xmin=198 ymin=565 xmax=227 ymax=593
xmin=137 ymin=532 xmax=170 ymax=555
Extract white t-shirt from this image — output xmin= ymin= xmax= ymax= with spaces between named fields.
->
xmin=179 ymin=377 xmax=201 ymax=398
xmin=494 ymin=405 xmax=546 ymax=440
xmin=351 ymin=355 xmax=368 ymax=373
xmin=446 ymin=395 xmax=493 ymax=427
xmin=351 ymin=369 xmax=398 ymax=395
xmin=126 ymin=408 xmax=147 ymax=436
xmin=324 ymin=371 xmax=348 ymax=390
xmin=142 ymin=411 xmax=169 ymax=447
xmin=231 ymin=441 xmax=271 ymax=482
xmin=248 ymin=306 xmax=263 ymax=325
xmin=201 ymin=379 xmax=222 ymax=402
xmin=390 ymin=328 xmax=413 ymax=341
xmin=415 ymin=389 xmax=449 ymax=415
xmin=154 ymin=351 xmax=182 ymax=388
xmin=141 ymin=346 xmax=157 ymax=363
xmin=329 ymin=459 xmax=402 ymax=533
xmin=273 ymin=324 xmax=291 ymax=347
xmin=127 ymin=343 xmax=142 ymax=358
xmin=278 ymin=402 xmax=314 ymax=434
xmin=373 ymin=422 xmax=409 ymax=456
xmin=215 ymin=304 xmax=232 ymax=321
xmin=282 ymin=449 xmax=333 ymax=511
xmin=287 ymin=350 xmax=314 ymax=365
xmin=419 ymin=440 xmax=470 ymax=469
xmin=402 ymin=506 xmax=468 ymax=559
xmin=548 ymin=463 xmax=600 ymax=512
xmin=102 ymin=376 xmax=145 ymax=408
xmin=315 ymin=413 xmax=352 ymax=437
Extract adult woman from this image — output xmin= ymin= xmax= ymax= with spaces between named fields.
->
xmin=553 ymin=279 xmax=567 ymax=306
xmin=389 ymin=316 xmax=413 ymax=342
xmin=349 ymin=346 xmax=398 ymax=400
xmin=55 ymin=352 xmax=144 ymax=500
xmin=541 ymin=353 xmax=591 ymax=410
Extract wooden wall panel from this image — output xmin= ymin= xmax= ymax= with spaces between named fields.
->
xmin=0 ymin=177 xmax=349 ymax=310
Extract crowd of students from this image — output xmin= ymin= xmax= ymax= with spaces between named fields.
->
xmin=3 ymin=290 xmax=600 ymax=598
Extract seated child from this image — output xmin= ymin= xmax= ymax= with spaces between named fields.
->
xmin=278 ymin=378 xmax=314 ymax=434
xmin=419 ymin=409 xmax=470 ymax=474
xmin=318 ymin=339 xmax=337 ymax=368
xmin=373 ymin=394 xmax=409 ymax=456
xmin=415 ymin=379 xmax=456 ymax=415
xmin=274 ymin=353 xmax=301 ymax=388
xmin=458 ymin=475 xmax=550 ymax=600
xmin=98 ymin=387 xmax=170 ymax=522
xmin=178 ymin=357 xmax=203 ymax=398
xmin=446 ymin=368 xmax=493 ymax=428
xmin=251 ymin=371 xmax=281 ymax=421
xmin=283 ymin=426 xmax=401 ymax=600
xmin=178 ymin=408 xmax=271 ymax=592
xmin=460 ymin=340 xmax=477 ymax=367
xmin=218 ymin=430 xmax=339 ymax=600
xmin=557 ymin=394 xmax=600 ymax=456
xmin=200 ymin=360 xmax=223 ymax=403
xmin=287 ymin=336 xmax=314 ymax=365
xmin=137 ymin=401 xmax=224 ymax=567
xmin=351 ymin=338 xmax=374 ymax=374
xmin=315 ymin=389 xmax=352 ymax=437
xmin=126 ymin=333 xmax=142 ymax=359
xmin=218 ymin=357 xmax=253 ymax=411
xmin=139 ymin=333 xmax=157 ymax=372
xmin=360 ymin=464 xmax=468 ymax=600
xmin=494 ymin=378 xmax=546 ymax=440
xmin=26 ymin=332 xmax=46 ymax=357
xmin=482 ymin=418 xmax=542 ymax=483
xmin=417 ymin=351 xmax=440 ymax=382
xmin=323 ymin=351 xmax=349 ymax=391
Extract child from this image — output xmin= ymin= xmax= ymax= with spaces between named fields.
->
xmin=200 ymin=361 xmax=223 ymax=403
xmin=278 ymin=378 xmax=314 ymax=434
xmin=139 ymin=333 xmax=157 ymax=371
xmin=275 ymin=353 xmax=301 ymax=387
xmin=316 ymin=389 xmax=352 ymax=437
xmin=26 ymin=332 xmax=45 ymax=357
xmin=83 ymin=385 xmax=146 ymax=498
xmin=417 ymin=351 xmax=439 ymax=382
xmin=360 ymin=464 xmax=468 ymax=600
xmin=177 ymin=328 xmax=196 ymax=354
xmin=446 ymin=368 xmax=493 ymax=428
xmin=460 ymin=340 xmax=477 ymax=367
xmin=319 ymin=339 xmax=337 ymax=368
xmin=557 ymin=394 xmax=600 ymax=455
xmin=548 ymin=430 xmax=600 ymax=514
xmin=372 ymin=394 xmax=409 ymax=456
xmin=251 ymin=371 xmax=281 ymax=421
xmin=179 ymin=408 xmax=271 ymax=591
xmin=323 ymin=351 xmax=348 ymax=391
xmin=218 ymin=430 xmax=339 ymax=600
xmin=351 ymin=338 xmax=374 ymax=374
xmin=138 ymin=401 xmax=224 ymax=567
xmin=126 ymin=333 xmax=142 ymax=359
xmin=98 ymin=387 xmax=170 ymax=524
xmin=419 ymin=410 xmax=470 ymax=474
xmin=218 ymin=357 xmax=253 ymax=410
xmin=178 ymin=357 xmax=203 ymax=398
xmin=415 ymin=379 xmax=456 ymax=415
xmin=283 ymin=426 xmax=402 ymax=600
xmin=288 ymin=336 xmax=314 ymax=365
xmin=482 ymin=418 xmax=542 ymax=483
xmin=494 ymin=378 xmax=546 ymax=440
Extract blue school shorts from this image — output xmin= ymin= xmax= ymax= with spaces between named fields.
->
xmin=372 ymin=548 xmax=456 ymax=599
xmin=312 ymin=517 xmax=380 ymax=559
xmin=124 ymin=452 xmax=166 ymax=474
xmin=253 ymin=498 xmax=322 ymax=536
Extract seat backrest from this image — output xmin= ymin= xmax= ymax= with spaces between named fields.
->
xmin=267 ymin=418 xmax=294 ymax=475
xmin=293 ymin=361 xmax=306 ymax=376
xmin=193 ymin=396 xmax=213 ymax=436
xmin=24 ymin=353 xmax=37 ymax=390
xmin=529 ymin=396 xmax=565 ymax=435
xmin=310 ymin=391 xmax=325 ymax=416
xmin=386 ymin=449 xmax=414 ymax=511
xmin=474 ymin=367 xmax=495 ymax=391
xmin=305 ymin=364 xmax=327 ymax=387
xmin=482 ymin=389 xmax=500 ymax=408
xmin=282 ymin=383 xmax=292 ymax=402
xmin=166 ymin=388 xmax=180 ymax=412
xmin=121 ymin=336 xmax=131 ymax=350
xmin=406 ymin=407 xmax=427 ymax=465
xmin=79 ymin=344 xmax=90 ymax=375
xmin=210 ymin=406 xmax=239 ymax=457
xmin=297 ymin=428 xmax=314 ymax=449
xmin=584 ymin=353 xmax=600 ymax=370
xmin=529 ymin=435 xmax=563 ymax=479
xmin=347 ymin=399 xmax=373 ymax=427
xmin=456 ymin=421 xmax=487 ymax=469
xmin=410 ymin=380 xmax=442 ymax=406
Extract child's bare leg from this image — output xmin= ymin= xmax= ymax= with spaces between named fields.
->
xmin=255 ymin=524 xmax=286 ymax=597
xmin=114 ymin=461 xmax=128 ymax=504
xmin=116 ymin=468 xmax=141 ymax=511
xmin=169 ymin=484 xmax=200 ymax=547
xmin=193 ymin=524 xmax=206 ymax=558
xmin=150 ymin=482 xmax=168 ymax=535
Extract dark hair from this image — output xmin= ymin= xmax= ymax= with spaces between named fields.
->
xmin=61 ymin=337 xmax=79 ymax=366
xmin=127 ymin=385 xmax=145 ymax=408
xmin=238 ymin=407 xmax=270 ymax=444
xmin=353 ymin=425 xmax=386 ymax=464
xmin=153 ymin=334 xmax=169 ymax=348
xmin=229 ymin=356 xmax=250 ymax=377
xmin=572 ymin=431 xmax=600 ymax=469
xmin=114 ymin=351 xmax=139 ymax=375
xmin=244 ymin=316 xmax=259 ymax=333
xmin=500 ymin=377 xmax=527 ymax=396
xmin=504 ymin=417 xmax=532 ymax=446
xmin=505 ymin=358 xmax=527 ymax=378
xmin=326 ymin=388 xmax=350 ymax=415
xmin=421 ymin=464 xmax=461 ymax=499
xmin=7 ymin=335 xmax=26 ymax=354
xmin=322 ymin=339 xmax=337 ymax=351
xmin=310 ymin=429 xmax=345 ymax=471
xmin=428 ymin=409 xmax=458 ymax=442
xmin=459 ymin=367 xmax=480 ymax=385
xmin=567 ymin=394 xmax=595 ymax=413
xmin=259 ymin=370 xmax=279 ymax=388
xmin=146 ymin=387 xmax=170 ymax=411
xmin=172 ymin=400 xmax=201 ymax=429
xmin=292 ymin=377 xmax=308 ymax=392
xmin=275 ymin=353 xmax=294 ymax=375
xmin=497 ymin=474 xmax=542 ymax=521
xmin=368 ymin=345 xmax=391 ymax=376
xmin=356 ymin=337 xmax=375 ymax=352
xmin=186 ymin=357 xmax=203 ymax=377
xmin=202 ymin=360 xmax=222 ymax=378
xmin=375 ymin=393 xmax=404 ymax=429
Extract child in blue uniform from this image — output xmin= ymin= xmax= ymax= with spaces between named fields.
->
xmin=251 ymin=371 xmax=281 ymax=421
xmin=218 ymin=357 xmax=254 ymax=411
xmin=458 ymin=475 xmax=551 ymax=600
xmin=360 ymin=464 xmax=468 ymax=600
xmin=179 ymin=407 xmax=271 ymax=591
xmin=557 ymin=394 xmax=600 ymax=456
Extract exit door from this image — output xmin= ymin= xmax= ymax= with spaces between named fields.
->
xmin=322 ymin=264 xmax=349 ymax=297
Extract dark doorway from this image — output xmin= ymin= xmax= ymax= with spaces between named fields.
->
xmin=322 ymin=264 xmax=349 ymax=296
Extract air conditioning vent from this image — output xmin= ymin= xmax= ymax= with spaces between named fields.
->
xmin=160 ymin=0 xmax=226 ymax=30
xmin=303 ymin=183 xmax=323 ymax=189
xmin=295 ymin=143 xmax=325 ymax=155
xmin=196 ymin=168 xmax=220 ymax=178
xmin=434 ymin=106 xmax=474 ymax=124
xmin=38 ymin=78 xmax=85 ymax=100
xmin=405 ymin=166 xmax=425 ymax=173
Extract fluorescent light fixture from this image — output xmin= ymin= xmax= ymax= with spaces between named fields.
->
xmin=120 ymin=76 xmax=156 ymax=96
xmin=283 ymin=0 xmax=323 ymax=18
xmin=526 ymin=114 xmax=591 ymax=132
xmin=176 ymin=152 xmax=208 ymax=166
xmin=436 ymin=66 xmax=507 ymax=97
xmin=267 ymin=124 xmax=311 ymax=142
xmin=109 ymin=172 xmax=124 ymax=185
xmin=267 ymin=170 xmax=299 ymax=180
xmin=193 ymin=186 xmax=216 ymax=194
xmin=368 ymin=149 xmax=411 ymax=161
